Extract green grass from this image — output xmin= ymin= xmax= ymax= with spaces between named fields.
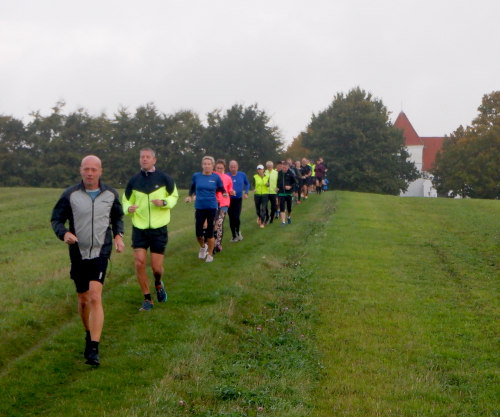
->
xmin=1 ymin=188 xmax=500 ymax=416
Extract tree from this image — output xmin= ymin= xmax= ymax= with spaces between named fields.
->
xmin=431 ymin=91 xmax=500 ymax=199
xmin=301 ymin=87 xmax=419 ymax=195
xmin=0 ymin=115 xmax=30 ymax=186
xmin=202 ymin=104 xmax=284 ymax=174
xmin=285 ymin=133 xmax=310 ymax=161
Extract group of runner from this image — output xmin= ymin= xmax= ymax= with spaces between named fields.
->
xmin=50 ymin=149 xmax=326 ymax=366
xmin=253 ymin=157 xmax=327 ymax=229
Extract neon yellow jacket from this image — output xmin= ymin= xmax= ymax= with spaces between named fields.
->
xmin=253 ymin=174 xmax=270 ymax=195
xmin=266 ymin=169 xmax=278 ymax=194
xmin=122 ymin=170 xmax=178 ymax=229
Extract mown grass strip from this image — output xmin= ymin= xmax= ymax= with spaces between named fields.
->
xmin=0 ymin=187 xmax=329 ymax=417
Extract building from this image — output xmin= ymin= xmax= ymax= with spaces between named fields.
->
xmin=394 ymin=112 xmax=444 ymax=197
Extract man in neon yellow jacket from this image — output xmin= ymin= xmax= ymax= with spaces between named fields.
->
xmin=122 ymin=148 xmax=179 ymax=311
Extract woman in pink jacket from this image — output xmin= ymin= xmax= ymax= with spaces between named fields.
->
xmin=214 ymin=159 xmax=235 ymax=253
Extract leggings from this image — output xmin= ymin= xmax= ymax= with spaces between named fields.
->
xmin=254 ymin=194 xmax=269 ymax=222
xmin=195 ymin=208 xmax=217 ymax=238
xmin=267 ymin=194 xmax=277 ymax=221
xmin=214 ymin=206 xmax=227 ymax=247
xmin=228 ymin=198 xmax=243 ymax=238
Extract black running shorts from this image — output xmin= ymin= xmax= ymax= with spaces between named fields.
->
xmin=70 ymin=256 xmax=109 ymax=293
xmin=132 ymin=226 xmax=168 ymax=254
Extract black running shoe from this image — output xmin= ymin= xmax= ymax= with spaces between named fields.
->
xmin=86 ymin=351 xmax=100 ymax=366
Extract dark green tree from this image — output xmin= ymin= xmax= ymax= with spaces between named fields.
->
xmin=431 ymin=91 xmax=500 ymax=199
xmin=0 ymin=115 xmax=30 ymax=186
xmin=301 ymin=87 xmax=419 ymax=195
xmin=202 ymin=104 xmax=284 ymax=174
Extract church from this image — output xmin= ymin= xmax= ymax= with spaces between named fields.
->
xmin=394 ymin=112 xmax=444 ymax=197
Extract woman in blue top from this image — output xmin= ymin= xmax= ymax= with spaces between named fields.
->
xmin=185 ymin=156 xmax=227 ymax=263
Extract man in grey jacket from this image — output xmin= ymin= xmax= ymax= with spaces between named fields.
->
xmin=51 ymin=155 xmax=125 ymax=366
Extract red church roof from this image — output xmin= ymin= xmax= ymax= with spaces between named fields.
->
xmin=421 ymin=137 xmax=444 ymax=171
xmin=394 ymin=112 xmax=423 ymax=146
xmin=394 ymin=111 xmax=443 ymax=172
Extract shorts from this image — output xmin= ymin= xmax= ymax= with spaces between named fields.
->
xmin=132 ymin=226 xmax=168 ymax=254
xmin=315 ymin=176 xmax=323 ymax=183
xmin=195 ymin=208 xmax=217 ymax=238
xmin=279 ymin=195 xmax=292 ymax=213
xmin=70 ymin=256 xmax=109 ymax=293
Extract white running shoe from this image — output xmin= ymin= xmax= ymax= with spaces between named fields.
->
xmin=206 ymin=255 xmax=214 ymax=263
xmin=198 ymin=244 xmax=208 ymax=259
xmin=238 ymin=232 xmax=243 ymax=241
xmin=230 ymin=237 xmax=238 ymax=242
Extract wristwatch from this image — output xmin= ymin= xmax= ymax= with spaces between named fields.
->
xmin=163 ymin=200 xmax=167 ymax=206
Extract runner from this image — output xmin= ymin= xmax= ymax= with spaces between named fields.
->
xmin=51 ymin=155 xmax=125 ymax=366
xmin=294 ymin=160 xmax=303 ymax=204
xmin=300 ymin=158 xmax=312 ymax=200
xmin=185 ymin=156 xmax=228 ymax=263
xmin=265 ymin=161 xmax=278 ymax=224
xmin=276 ymin=161 xmax=296 ymax=226
xmin=274 ymin=161 xmax=283 ymax=218
xmin=287 ymin=158 xmax=299 ymax=203
xmin=122 ymin=148 xmax=178 ymax=312
xmin=307 ymin=159 xmax=316 ymax=193
xmin=227 ymin=160 xmax=250 ymax=242
xmin=314 ymin=157 xmax=326 ymax=195
xmin=253 ymin=164 xmax=270 ymax=228
xmin=213 ymin=159 xmax=234 ymax=253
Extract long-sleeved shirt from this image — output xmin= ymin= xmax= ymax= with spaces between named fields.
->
xmin=253 ymin=174 xmax=270 ymax=195
xmin=216 ymin=171 xmax=233 ymax=207
xmin=51 ymin=181 xmax=124 ymax=260
xmin=226 ymin=171 xmax=250 ymax=199
xmin=122 ymin=169 xmax=178 ymax=230
xmin=189 ymin=172 xmax=226 ymax=209
xmin=276 ymin=170 xmax=296 ymax=196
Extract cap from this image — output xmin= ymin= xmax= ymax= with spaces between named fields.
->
xmin=257 ymin=164 xmax=264 ymax=169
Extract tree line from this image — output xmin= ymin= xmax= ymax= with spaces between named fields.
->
xmin=0 ymin=102 xmax=284 ymax=189
xmin=431 ymin=91 xmax=500 ymax=199
xmin=1 ymin=87 xmax=423 ymax=195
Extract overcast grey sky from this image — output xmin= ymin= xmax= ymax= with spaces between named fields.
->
xmin=1 ymin=0 xmax=499 ymax=143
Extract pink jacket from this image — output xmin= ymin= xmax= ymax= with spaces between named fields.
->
xmin=216 ymin=171 xmax=233 ymax=207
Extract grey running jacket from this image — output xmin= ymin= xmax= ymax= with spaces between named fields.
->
xmin=51 ymin=181 xmax=124 ymax=260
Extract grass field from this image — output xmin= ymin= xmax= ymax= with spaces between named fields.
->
xmin=1 ymin=188 xmax=500 ymax=416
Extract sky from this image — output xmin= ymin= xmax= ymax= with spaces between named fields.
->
xmin=1 ymin=0 xmax=499 ymax=144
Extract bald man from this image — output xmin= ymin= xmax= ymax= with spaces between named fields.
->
xmin=51 ymin=155 xmax=125 ymax=366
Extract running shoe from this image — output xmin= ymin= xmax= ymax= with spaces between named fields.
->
xmin=230 ymin=236 xmax=238 ymax=242
xmin=206 ymin=255 xmax=214 ymax=263
xmin=139 ymin=299 xmax=154 ymax=311
xmin=257 ymin=217 xmax=261 ymax=224
xmin=155 ymin=281 xmax=167 ymax=303
xmin=198 ymin=244 xmax=208 ymax=259
xmin=237 ymin=232 xmax=243 ymax=241
xmin=214 ymin=244 xmax=222 ymax=253
xmin=260 ymin=223 xmax=265 ymax=228
xmin=86 ymin=351 xmax=100 ymax=366
xmin=287 ymin=217 xmax=292 ymax=224
xmin=297 ymin=200 xmax=301 ymax=204
xmin=282 ymin=222 xmax=286 ymax=227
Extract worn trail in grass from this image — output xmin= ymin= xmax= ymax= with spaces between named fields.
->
xmin=2 ymin=188 xmax=500 ymax=416
xmin=0 ymin=188 xmax=328 ymax=417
